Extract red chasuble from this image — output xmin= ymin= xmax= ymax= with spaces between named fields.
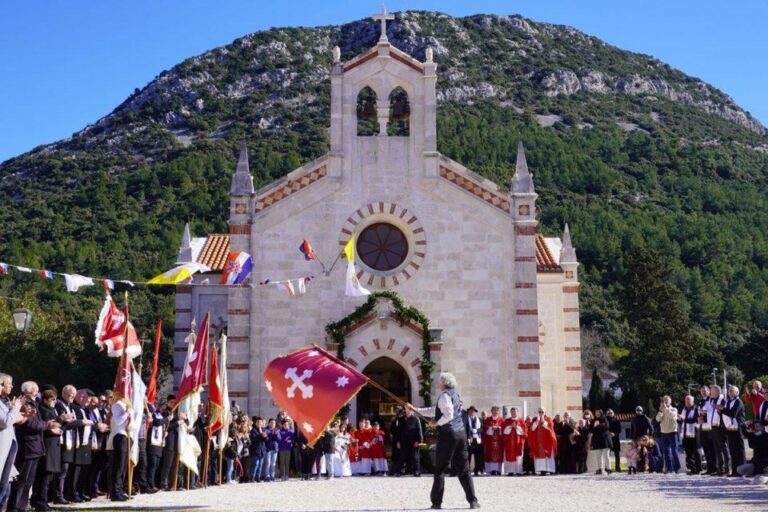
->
xmin=348 ymin=431 xmax=360 ymax=463
xmin=482 ymin=416 xmax=505 ymax=464
xmin=371 ymin=428 xmax=386 ymax=460
xmin=356 ymin=428 xmax=373 ymax=460
xmin=502 ymin=417 xmax=527 ymax=462
xmin=527 ymin=415 xmax=557 ymax=459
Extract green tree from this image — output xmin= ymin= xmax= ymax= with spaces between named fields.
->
xmin=616 ymin=248 xmax=723 ymax=404
xmin=587 ymin=368 xmax=605 ymax=411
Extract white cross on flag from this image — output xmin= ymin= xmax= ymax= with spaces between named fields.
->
xmin=263 ymin=346 xmax=368 ymax=446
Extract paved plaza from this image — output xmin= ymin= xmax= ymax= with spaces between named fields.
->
xmin=70 ymin=473 xmax=767 ymax=511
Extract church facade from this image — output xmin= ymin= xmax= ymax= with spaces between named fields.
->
xmin=173 ymin=19 xmax=583 ymax=419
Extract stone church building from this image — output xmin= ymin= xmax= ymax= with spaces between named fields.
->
xmin=173 ymin=16 xmax=583 ymax=421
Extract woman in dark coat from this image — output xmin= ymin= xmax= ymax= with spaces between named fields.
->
xmin=589 ymin=409 xmax=612 ymax=474
xmin=31 ymin=389 xmax=63 ymax=511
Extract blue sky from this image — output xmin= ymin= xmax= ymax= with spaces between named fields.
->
xmin=1 ymin=0 xmax=766 ymax=162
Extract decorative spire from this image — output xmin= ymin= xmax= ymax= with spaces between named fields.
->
xmin=512 ymin=141 xmax=535 ymax=194
xmin=372 ymin=5 xmax=394 ymax=42
xmin=230 ymin=141 xmax=254 ymax=196
xmin=560 ymin=223 xmax=578 ymax=264
xmin=176 ymin=222 xmax=193 ymax=264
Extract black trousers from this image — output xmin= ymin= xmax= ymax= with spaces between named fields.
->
xmin=110 ymin=434 xmax=128 ymax=497
xmin=711 ymin=428 xmax=730 ymax=473
xmin=134 ymin=439 xmax=148 ymax=490
xmin=7 ymin=457 xmax=40 ymax=512
xmin=147 ymin=453 xmax=162 ymax=489
xmin=431 ymin=430 xmax=477 ymax=508
xmin=159 ymin=450 xmax=176 ymax=489
xmin=56 ymin=461 xmax=70 ymax=500
xmin=468 ymin=439 xmax=483 ymax=475
xmin=726 ymin=430 xmax=745 ymax=474
xmin=700 ymin=430 xmax=716 ymax=472
xmin=682 ymin=437 xmax=701 ymax=473
xmin=402 ymin=441 xmax=421 ymax=475
xmin=31 ymin=466 xmax=55 ymax=509
xmin=611 ymin=438 xmax=621 ymax=471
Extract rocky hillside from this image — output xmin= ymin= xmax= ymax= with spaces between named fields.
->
xmin=1 ymin=11 xmax=767 ymax=388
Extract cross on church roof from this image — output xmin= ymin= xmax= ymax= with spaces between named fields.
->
xmin=372 ymin=5 xmax=394 ymax=42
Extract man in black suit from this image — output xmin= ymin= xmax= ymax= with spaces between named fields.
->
xmin=465 ymin=407 xmax=484 ymax=476
xmin=146 ymin=403 xmax=166 ymax=491
xmin=7 ymin=381 xmax=60 ymax=512
xmin=159 ymin=396 xmax=179 ymax=491
xmin=67 ymin=389 xmax=96 ymax=502
xmin=396 ymin=406 xmax=423 ymax=476
xmin=723 ymin=385 xmax=746 ymax=476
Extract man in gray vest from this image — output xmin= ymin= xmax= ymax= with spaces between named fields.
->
xmin=414 ymin=372 xmax=479 ymax=510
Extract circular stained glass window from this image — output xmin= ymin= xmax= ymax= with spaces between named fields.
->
xmin=357 ymin=223 xmax=409 ymax=271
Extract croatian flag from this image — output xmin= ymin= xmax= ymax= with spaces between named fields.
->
xmin=219 ymin=252 xmax=254 ymax=285
xmin=0 ymin=263 xmax=8 ymax=275
xmin=39 ymin=269 xmax=54 ymax=280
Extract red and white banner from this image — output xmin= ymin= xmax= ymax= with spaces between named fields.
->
xmin=263 ymin=346 xmax=368 ymax=446
xmin=95 ymin=295 xmax=141 ymax=358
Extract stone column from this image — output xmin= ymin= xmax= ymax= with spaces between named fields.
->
xmin=510 ymin=142 xmax=542 ymax=411
xmin=228 ymin=143 xmax=254 ymax=412
xmin=559 ymin=224 xmax=583 ymax=415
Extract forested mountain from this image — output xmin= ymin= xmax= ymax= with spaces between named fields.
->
xmin=1 ymin=11 xmax=767 ymax=396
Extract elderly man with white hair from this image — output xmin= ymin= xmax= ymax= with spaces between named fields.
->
xmin=412 ymin=372 xmax=479 ymax=510
xmin=0 ymin=373 xmax=24 ymax=509
xmin=723 ymin=384 xmax=746 ymax=476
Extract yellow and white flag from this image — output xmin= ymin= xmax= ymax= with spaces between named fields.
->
xmin=147 ymin=262 xmax=210 ymax=285
xmin=344 ymin=236 xmax=371 ymax=297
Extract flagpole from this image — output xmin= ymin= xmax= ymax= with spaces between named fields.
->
xmin=172 ymin=452 xmax=180 ymax=491
xmin=124 ymin=292 xmax=134 ymax=499
xmin=201 ymin=418 xmax=211 ymax=488
xmin=218 ymin=447 xmax=223 ymax=486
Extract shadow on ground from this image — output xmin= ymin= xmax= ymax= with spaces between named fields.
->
xmin=654 ymin=474 xmax=768 ymax=506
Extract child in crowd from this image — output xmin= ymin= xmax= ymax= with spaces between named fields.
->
xmin=624 ymin=441 xmax=638 ymax=474
xmin=264 ymin=418 xmax=279 ymax=482
xmin=277 ymin=419 xmax=295 ymax=481
xmin=646 ymin=437 xmax=663 ymax=473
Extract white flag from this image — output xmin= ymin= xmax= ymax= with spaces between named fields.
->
xmin=345 ymin=260 xmax=371 ymax=297
xmin=129 ymin=368 xmax=147 ymax=465
xmin=295 ymin=278 xmax=307 ymax=295
xmin=64 ymin=274 xmax=95 ymax=292
xmin=218 ymin=335 xmax=231 ymax=450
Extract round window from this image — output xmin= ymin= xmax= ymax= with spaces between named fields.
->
xmin=357 ymin=223 xmax=409 ymax=271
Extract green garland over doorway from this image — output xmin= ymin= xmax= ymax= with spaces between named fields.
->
xmin=325 ymin=290 xmax=436 ymax=406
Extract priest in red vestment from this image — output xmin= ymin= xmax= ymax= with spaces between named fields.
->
xmin=482 ymin=406 xmax=504 ymax=474
xmin=351 ymin=420 xmax=372 ymax=475
xmin=528 ymin=407 xmax=558 ymax=475
xmin=502 ymin=407 xmax=527 ymax=475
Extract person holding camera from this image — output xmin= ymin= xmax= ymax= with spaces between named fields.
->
xmin=655 ymin=396 xmax=680 ymax=474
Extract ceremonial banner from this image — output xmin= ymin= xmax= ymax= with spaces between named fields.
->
xmin=208 ymin=340 xmax=225 ymax=435
xmin=129 ymin=368 xmax=147 ymax=465
xmin=219 ymin=252 xmax=253 ymax=285
xmin=95 ymin=295 xmax=142 ymax=358
xmin=175 ymin=313 xmax=209 ymax=474
xmin=263 ymin=346 xmax=367 ymax=446
xmin=299 ymin=240 xmax=316 ymax=261
xmin=146 ymin=320 xmax=162 ymax=405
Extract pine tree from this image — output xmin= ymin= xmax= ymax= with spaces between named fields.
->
xmin=617 ymin=248 xmax=723 ymax=404
xmin=588 ymin=368 xmax=604 ymax=411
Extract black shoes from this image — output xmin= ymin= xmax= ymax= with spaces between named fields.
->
xmin=470 ymin=501 xmax=481 ymax=509
xmin=52 ymin=498 xmax=69 ymax=505
xmin=430 ymin=505 xmax=441 ymax=510
xmin=110 ymin=494 xmax=129 ymax=502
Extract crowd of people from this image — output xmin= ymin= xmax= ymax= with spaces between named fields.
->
xmin=2 ymin=371 xmax=768 ymax=512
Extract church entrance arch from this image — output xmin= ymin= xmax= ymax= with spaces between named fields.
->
xmin=356 ymin=356 xmax=411 ymax=426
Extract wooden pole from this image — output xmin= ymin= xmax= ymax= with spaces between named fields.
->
xmin=124 ymin=292 xmax=134 ymax=498
xmin=186 ymin=467 xmax=191 ymax=490
xmin=201 ymin=426 xmax=210 ymax=488
xmin=126 ymin=436 xmax=134 ymax=498
xmin=172 ymin=452 xmax=180 ymax=491
xmin=218 ymin=447 xmax=223 ymax=486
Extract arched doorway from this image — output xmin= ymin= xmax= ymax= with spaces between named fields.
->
xmin=356 ymin=356 xmax=411 ymax=425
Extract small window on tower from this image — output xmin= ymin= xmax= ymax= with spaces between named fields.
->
xmin=387 ymin=87 xmax=410 ymax=136
xmin=357 ymin=86 xmax=378 ymax=136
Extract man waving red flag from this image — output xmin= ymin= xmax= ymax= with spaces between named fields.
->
xmin=263 ymin=346 xmax=367 ymax=446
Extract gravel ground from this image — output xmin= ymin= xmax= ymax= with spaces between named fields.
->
xmin=66 ymin=473 xmax=767 ymax=512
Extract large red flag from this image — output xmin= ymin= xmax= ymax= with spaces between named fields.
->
xmin=176 ymin=312 xmax=209 ymax=405
xmin=95 ymin=295 xmax=142 ymax=358
xmin=263 ymin=346 xmax=367 ymax=446
xmin=146 ymin=320 xmax=162 ymax=405
xmin=208 ymin=341 xmax=225 ymax=435
xmin=112 ymin=299 xmax=133 ymax=406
